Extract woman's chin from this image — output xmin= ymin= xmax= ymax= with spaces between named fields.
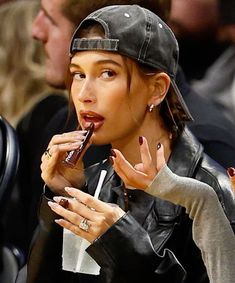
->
xmin=91 ymin=133 xmax=111 ymax=146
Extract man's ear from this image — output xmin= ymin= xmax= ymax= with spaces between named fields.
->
xmin=148 ymin=72 xmax=171 ymax=106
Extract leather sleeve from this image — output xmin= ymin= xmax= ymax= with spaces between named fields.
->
xmin=87 ymin=212 xmax=186 ymax=283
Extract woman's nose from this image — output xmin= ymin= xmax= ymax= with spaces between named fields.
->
xmin=76 ymin=80 xmax=96 ymax=104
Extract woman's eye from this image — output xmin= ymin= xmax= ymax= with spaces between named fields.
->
xmin=101 ymin=70 xmax=115 ymax=79
xmin=73 ymin=72 xmax=85 ymax=80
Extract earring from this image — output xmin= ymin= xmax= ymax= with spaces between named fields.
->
xmin=148 ymin=104 xmax=155 ymax=112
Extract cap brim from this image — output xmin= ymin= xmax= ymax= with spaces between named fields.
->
xmin=170 ymin=80 xmax=194 ymax=122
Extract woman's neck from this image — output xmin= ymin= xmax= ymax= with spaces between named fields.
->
xmin=111 ymin=116 xmax=172 ymax=166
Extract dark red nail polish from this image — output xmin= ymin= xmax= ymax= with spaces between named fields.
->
xmin=157 ymin=143 xmax=161 ymax=150
xmin=139 ymin=136 xmax=143 ymax=145
xmin=110 ymin=149 xmax=116 ymax=158
xmin=109 ymin=156 xmax=114 ymax=165
xmin=59 ymin=199 xmax=69 ymax=209
xmin=227 ymin=167 xmax=235 ymax=177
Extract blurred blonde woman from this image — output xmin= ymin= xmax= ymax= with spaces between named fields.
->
xmin=0 ymin=0 xmax=56 ymax=126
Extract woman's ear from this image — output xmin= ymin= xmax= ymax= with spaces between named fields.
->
xmin=148 ymin=72 xmax=171 ymax=106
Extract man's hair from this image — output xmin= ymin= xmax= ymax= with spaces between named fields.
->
xmin=61 ymin=0 xmax=171 ymax=28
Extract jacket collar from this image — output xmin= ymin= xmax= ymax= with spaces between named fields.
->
xmin=168 ymin=127 xmax=203 ymax=178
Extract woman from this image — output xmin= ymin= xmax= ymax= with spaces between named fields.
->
xmin=27 ymin=5 xmax=235 ymax=283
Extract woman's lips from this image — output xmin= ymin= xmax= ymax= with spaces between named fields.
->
xmin=80 ymin=111 xmax=104 ymax=130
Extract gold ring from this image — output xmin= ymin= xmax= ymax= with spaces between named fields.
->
xmin=79 ymin=218 xmax=89 ymax=232
xmin=44 ymin=148 xmax=52 ymax=159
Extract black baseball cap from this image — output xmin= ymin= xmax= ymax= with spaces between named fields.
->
xmin=70 ymin=5 xmax=193 ymax=122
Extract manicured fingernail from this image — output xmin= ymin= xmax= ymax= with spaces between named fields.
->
xmin=109 ymin=156 xmax=114 ymax=165
xmin=48 ymin=201 xmax=57 ymax=208
xmin=157 ymin=143 xmax=161 ymax=150
xmin=59 ymin=198 xmax=69 ymax=209
xmin=64 ymin=187 xmax=74 ymax=193
xmin=139 ymin=136 xmax=143 ymax=145
xmin=227 ymin=167 xmax=235 ymax=177
xmin=110 ymin=149 xmax=116 ymax=157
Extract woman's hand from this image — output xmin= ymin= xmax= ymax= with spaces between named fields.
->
xmin=227 ymin=167 xmax=235 ymax=194
xmin=110 ymin=136 xmax=166 ymax=190
xmin=48 ymin=187 xmax=125 ymax=243
xmin=41 ymin=129 xmax=91 ymax=196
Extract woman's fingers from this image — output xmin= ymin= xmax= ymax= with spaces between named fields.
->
xmin=111 ymin=138 xmax=167 ymax=190
xmin=54 ymin=196 xmax=92 ymax=216
xmin=111 ymin=149 xmax=141 ymax=177
xmin=54 ymin=218 xmax=95 ymax=243
xmin=139 ymin=136 xmax=153 ymax=172
xmin=48 ymin=130 xmax=87 ymax=147
xmin=49 ymin=190 xmax=125 ymax=242
xmin=41 ymin=141 xmax=84 ymax=164
xmin=155 ymin=143 xmax=166 ymax=172
xmin=40 ymin=148 xmax=64 ymax=190
xmin=41 ymin=130 xmax=88 ymax=164
xmin=63 ymin=187 xmax=121 ymax=216
xmin=64 ymin=188 xmax=125 ymax=226
xmin=49 ymin=200 xmax=83 ymax=224
xmin=227 ymin=167 xmax=235 ymax=194
xmin=40 ymin=129 xmax=92 ymax=193
xmin=48 ymin=201 xmax=98 ymax=242
xmin=55 ymin=218 xmax=90 ymax=237
xmin=111 ymin=149 xmax=149 ymax=189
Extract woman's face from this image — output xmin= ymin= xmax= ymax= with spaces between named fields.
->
xmin=70 ymin=50 xmax=151 ymax=146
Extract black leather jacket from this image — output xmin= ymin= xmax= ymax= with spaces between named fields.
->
xmin=26 ymin=129 xmax=235 ymax=283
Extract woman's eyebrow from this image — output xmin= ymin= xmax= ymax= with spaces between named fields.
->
xmin=94 ymin=59 xmax=122 ymax=67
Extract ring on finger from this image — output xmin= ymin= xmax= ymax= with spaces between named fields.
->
xmin=79 ymin=218 xmax=89 ymax=232
xmin=44 ymin=148 xmax=52 ymax=159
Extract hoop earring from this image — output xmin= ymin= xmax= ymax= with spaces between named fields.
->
xmin=148 ymin=104 xmax=155 ymax=112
